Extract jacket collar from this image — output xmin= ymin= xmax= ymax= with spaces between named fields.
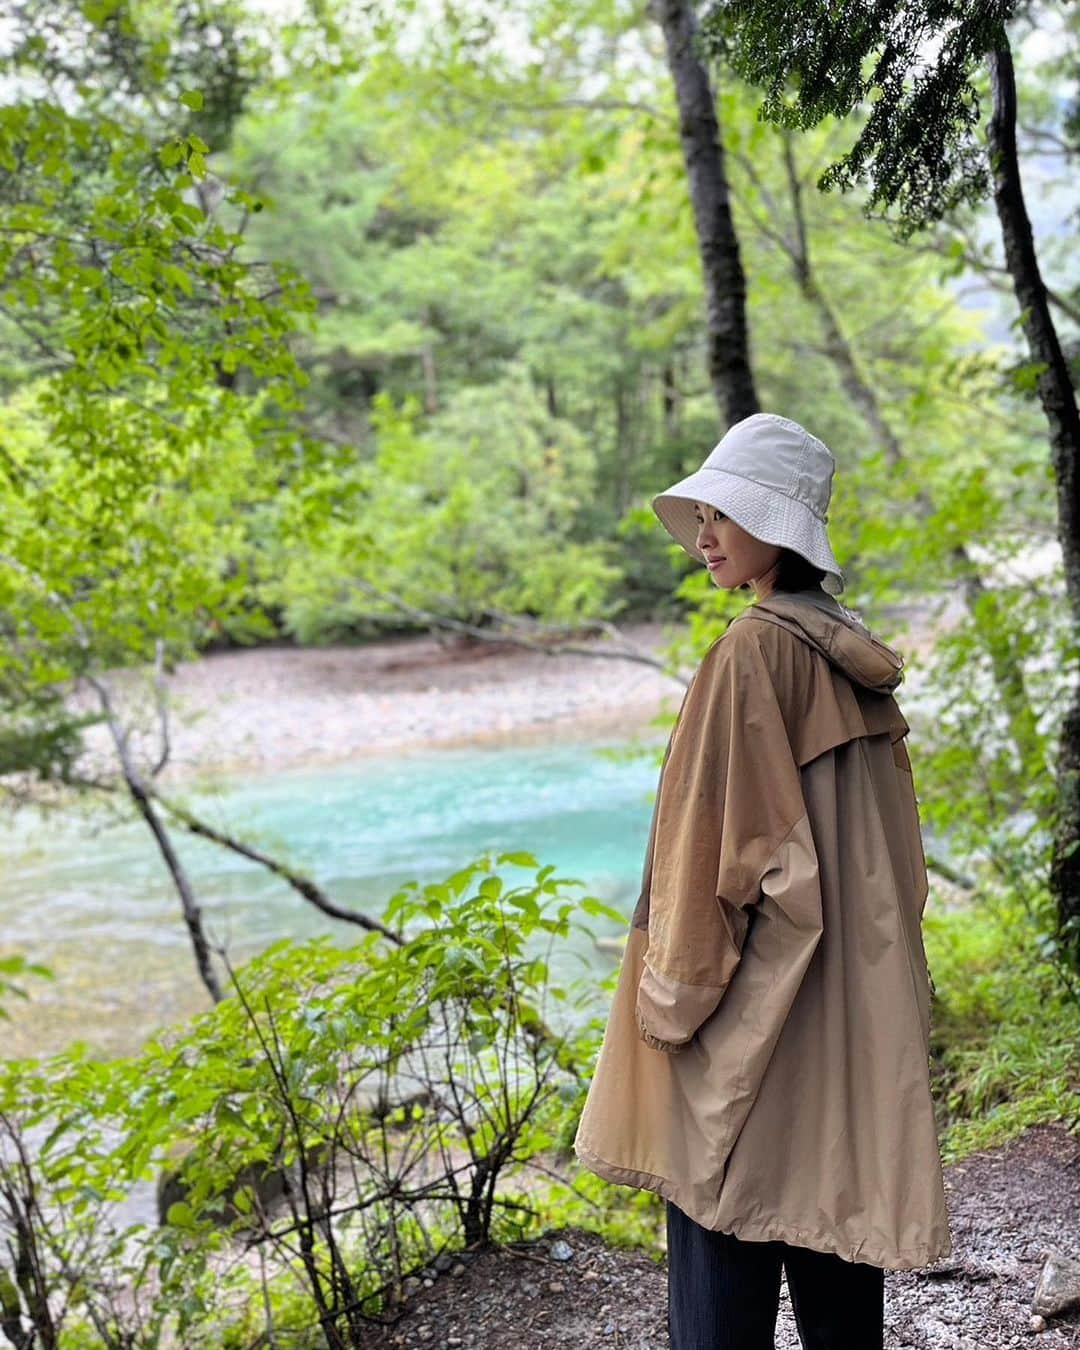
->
xmin=736 ymin=589 xmax=905 ymax=693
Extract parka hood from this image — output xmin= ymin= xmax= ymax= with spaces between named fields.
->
xmin=740 ymin=587 xmax=905 ymax=693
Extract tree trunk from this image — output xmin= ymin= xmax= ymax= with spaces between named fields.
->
xmin=779 ymin=137 xmax=904 ymax=467
xmin=988 ymin=41 xmax=1080 ymax=963
xmin=651 ymin=0 xmax=759 ymax=426
xmin=661 ymin=360 xmax=679 ymax=439
xmin=613 ymin=378 xmax=635 ymax=518
xmin=771 ymin=135 xmax=1046 ymax=792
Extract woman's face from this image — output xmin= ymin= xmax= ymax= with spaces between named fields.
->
xmin=693 ymin=501 xmax=781 ymax=591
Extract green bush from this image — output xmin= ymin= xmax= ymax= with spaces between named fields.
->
xmin=0 ymin=852 xmax=625 ymax=1347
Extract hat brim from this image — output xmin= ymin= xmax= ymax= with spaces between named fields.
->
xmin=653 ymin=468 xmax=846 ymax=596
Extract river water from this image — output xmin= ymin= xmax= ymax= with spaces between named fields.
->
xmin=1 ymin=731 xmax=665 ymax=1059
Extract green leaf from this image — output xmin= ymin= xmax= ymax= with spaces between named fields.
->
xmin=581 ymin=897 xmax=624 ymax=923
xmin=180 ymin=90 xmax=204 ymax=111
xmin=159 ymin=139 xmax=184 ymax=168
xmin=497 ymin=851 xmax=540 ymax=869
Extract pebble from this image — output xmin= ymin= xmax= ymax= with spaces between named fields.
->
xmin=982 ymin=1254 xmax=1023 ymax=1279
xmin=451 ymin=1263 xmax=466 ymax=1277
xmin=912 ymin=1314 xmax=962 ymax=1348
xmin=550 ymin=1239 xmax=574 ymax=1261
xmin=548 ymin=1280 xmax=566 ymax=1293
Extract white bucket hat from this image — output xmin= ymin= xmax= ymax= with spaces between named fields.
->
xmin=652 ymin=412 xmax=846 ymax=595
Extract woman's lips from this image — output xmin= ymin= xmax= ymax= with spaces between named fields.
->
xmin=706 ymin=557 xmax=726 ymax=570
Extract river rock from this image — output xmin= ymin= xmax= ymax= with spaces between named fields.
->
xmin=156 ymin=1138 xmax=330 ymax=1228
xmin=1031 ymin=1246 xmax=1080 ymax=1318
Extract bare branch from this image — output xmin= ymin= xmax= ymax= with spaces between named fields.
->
xmin=149 ymin=787 xmax=404 ymax=945
xmin=1018 ymin=123 xmax=1076 ymax=159
xmin=349 ymin=578 xmax=689 ymax=686
xmin=150 ymin=637 xmax=172 ymax=778
xmin=82 ymin=668 xmax=224 ymax=1003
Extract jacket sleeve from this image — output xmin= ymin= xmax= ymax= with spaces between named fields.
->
xmin=634 ymin=622 xmax=810 ymax=1053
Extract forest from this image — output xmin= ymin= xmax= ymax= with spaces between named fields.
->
xmin=0 ymin=0 xmax=1078 ymax=1345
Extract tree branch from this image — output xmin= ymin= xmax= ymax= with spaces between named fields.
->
xmin=149 ymin=788 xmax=404 ymax=945
xmin=349 ymin=578 xmax=690 ymax=685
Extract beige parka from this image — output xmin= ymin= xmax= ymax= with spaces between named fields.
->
xmin=573 ymin=588 xmax=952 ymax=1271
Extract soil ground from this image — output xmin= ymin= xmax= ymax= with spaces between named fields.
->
xmin=362 ymin=1124 xmax=1080 ymax=1349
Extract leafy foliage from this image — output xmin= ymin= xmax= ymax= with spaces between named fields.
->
xmin=0 ymin=1 xmax=322 ymax=783
xmin=702 ymin=0 xmax=1018 ymax=235
xmin=0 ymin=855 xmax=636 ymax=1345
xmin=262 ymin=376 xmax=622 ymax=642
xmin=0 ymin=953 xmax=51 ymax=1019
xmin=0 ymin=7 xmax=1076 ymax=1339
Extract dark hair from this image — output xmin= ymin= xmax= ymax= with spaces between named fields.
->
xmin=739 ymin=548 xmax=827 ymax=593
xmin=776 ymin=548 xmax=828 ymax=593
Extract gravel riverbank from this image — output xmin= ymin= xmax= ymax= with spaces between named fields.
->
xmin=71 ymin=624 xmax=686 ymax=782
xmin=69 ymin=598 xmax=950 ymax=783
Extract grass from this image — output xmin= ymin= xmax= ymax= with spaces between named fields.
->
xmin=924 ymin=888 xmax=1080 ymax=1163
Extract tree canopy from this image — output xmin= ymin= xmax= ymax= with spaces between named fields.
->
xmin=702 ymin=0 xmax=1019 ymax=235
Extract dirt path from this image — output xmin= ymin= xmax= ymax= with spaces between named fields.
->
xmin=362 ymin=1124 xmax=1080 ymax=1349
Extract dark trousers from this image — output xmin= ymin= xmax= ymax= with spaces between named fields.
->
xmin=666 ymin=1201 xmax=885 ymax=1349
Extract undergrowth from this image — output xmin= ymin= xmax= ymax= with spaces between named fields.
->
xmin=924 ymin=888 xmax=1080 ymax=1164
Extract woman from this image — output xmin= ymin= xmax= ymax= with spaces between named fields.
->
xmin=573 ymin=413 xmax=951 ymax=1349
